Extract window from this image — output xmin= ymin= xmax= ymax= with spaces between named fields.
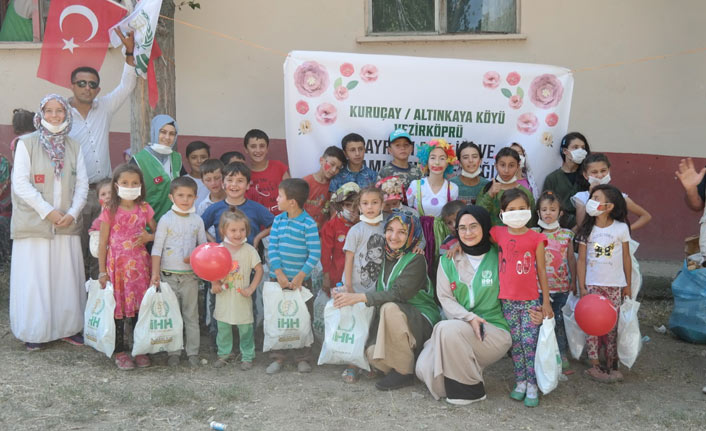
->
xmin=0 ymin=0 xmax=47 ymax=43
xmin=368 ymin=0 xmax=518 ymax=36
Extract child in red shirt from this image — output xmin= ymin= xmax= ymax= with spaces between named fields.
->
xmin=303 ymin=146 xmax=347 ymax=228
xmin=320 ymin=182 xmax=360 ymax=295
xmin=244 ymin=129 xmax=290 ymax=214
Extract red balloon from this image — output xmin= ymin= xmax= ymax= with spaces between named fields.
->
xmin=575 ymin=294 xmax=618 ymax=336
xmin=190 ymin=243 xmax=232 ymax=281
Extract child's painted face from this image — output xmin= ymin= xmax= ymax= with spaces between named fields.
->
xmin=539 ymin=200 xmax=561 ymax=225
xmin=223 ymin=173 xmax=249 ymax=200
xmin=244 ymin=138 xmax=268 ymax=164
xmin=202 ymin=170 xmax=223 ymax=193
xmin=170 ymin=186 xmax=196 ymax=212
xmin=158 ymin=124 xmax=177 ymax=148
xmin=428 ymin=147 xmax=448 ymax=175
xmin=344 ymin=140 xmax=366 ymax=166
xmin=187 ymin=149 xmax=209 ymax=174
xmin=388 ymin=138 xmax=413 ymax=162
xmin=359 ymin=192 xmax=383 ymax=220
xmin=502 ymin=197 xmax=530 ymax=214
xmin=276 ymin=188 xmax=294 ymax=213
xmin=444 ymin=214 xmax=457 ymax=232
xmin=224 ymin=220 xmax=247 ymax=244
xmin=97 ymin=184 xmax=112 ymax=206
xmin=496 ymin=156 xmax=519 ymax=182
xmin=457 ymin=214 xmax=483 ymax=247
xmin=385 ymin=219 xmax=408 ymax=251
xmin=584 ymin=161 xmax=610 ymax=181
xmin=321 ymin=156 xmax=343 ymax=180
xmin=459 ymin=147 xmax=482 ymax=174
xmin=382 ymin=199 xmax=401 ymax=214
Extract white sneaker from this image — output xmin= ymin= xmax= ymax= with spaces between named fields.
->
xmin=446 ymin=395 xmax=486 ymax=406
xmin=265 ymin=361 xmax=282 ymax=375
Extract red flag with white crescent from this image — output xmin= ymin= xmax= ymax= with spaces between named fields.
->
xmin=37 ymin=0 xmax=127 ymax=88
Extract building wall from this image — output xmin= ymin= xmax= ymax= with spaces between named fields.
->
xmin=1 ymin=0 xmax=705 ymax=261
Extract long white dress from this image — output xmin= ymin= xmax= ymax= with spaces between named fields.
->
xmin=9 ymin=140 xmax=88 ymax=343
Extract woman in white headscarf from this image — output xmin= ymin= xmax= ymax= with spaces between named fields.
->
xmin=10 ymin=94 xmax=88 ymax=350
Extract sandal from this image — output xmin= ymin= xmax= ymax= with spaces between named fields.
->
xmin=115 ymin=352 xmax=135 ymax=370
xmin=341 ymin=367 xmax=359 ymax=384
xmin=584 ymin=366 xmax=611 ymax=383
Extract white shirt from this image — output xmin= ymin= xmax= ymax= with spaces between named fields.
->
xmin=12 ymin=139 xmax=88 ymax=222
xmin=186 ymin=174 xmax=209 ymax=208
xmin=406 ymin=178 xmax=459 ymax=217
xmin=582 ymin=220 xmax=631 ymax=287
xmin=69 ymin=63 xmax=137 ymax=184
xmin=151 ymin=210 xmax=207 ymax=272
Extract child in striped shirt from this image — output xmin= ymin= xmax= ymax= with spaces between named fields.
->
xmin=266 ymin=178 xmax=322 ymax=374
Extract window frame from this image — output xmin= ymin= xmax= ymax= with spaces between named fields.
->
xmin=0 ymin=0 xmax=45 ymax=47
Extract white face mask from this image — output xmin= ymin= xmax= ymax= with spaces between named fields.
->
xmin=171 ymin=203 xmax=195 ymax=214
xmin=519 ymin=155 xmax=526 ymax=169
xmin=151 ymin=143 xmax=173 ymax=155
xmin=461 ymin=166 xmax=482 ymax=179
xmin=117 ymin=186 xmax=141 ymax=201
xmin=41 ymin=118 xmax=69 ymax=134
xmin=588 ymin=174 xmax=611 ymax=187
xmin=585 ymin=199 xmax=606 ymax=217
xmin=341 ymin=208 xmax=356 ymax=222
xmin=224 ymin=237 xmax=247 ymax=246
xmin=359 ymin=213 xmax=383 ymax=224
xmin=569 ymin=148 xmax=587 ymax=164
xmin=495 ymin=175 xmax=516 ymax=185
xmin=500 ymin=210 xmax=532 ymax=228
xmin=538 ymin=219 xmax=560 ymax=230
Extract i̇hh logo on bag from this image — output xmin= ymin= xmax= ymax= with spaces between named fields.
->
xmin=87 ymin=297 xmax=105 ymax=334
xmin=333 ymin=316 xmax=356 ymax=345
xmin=277 ymin=298 xmax=300 ymax=329
xmin=150 ymin=299 xmax=172 ymax=330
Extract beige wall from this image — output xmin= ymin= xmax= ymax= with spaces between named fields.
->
xmin=2 ymin=0 xmax=705 ymax=157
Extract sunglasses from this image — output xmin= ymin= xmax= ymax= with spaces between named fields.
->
xmin=73 ymin=80 xmax=99 ymax=89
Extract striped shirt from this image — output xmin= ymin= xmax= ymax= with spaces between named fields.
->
xmin=268 ymin=210 xmax=321 ymax=280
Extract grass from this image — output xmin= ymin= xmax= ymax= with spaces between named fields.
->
xmin=150 ymin=384 xmax=197 ymax=407
xmin=216 ymin=384 xmax=252 ymax=402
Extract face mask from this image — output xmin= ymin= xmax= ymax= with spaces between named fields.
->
xmin=461 ymin=167 xmax=482 ymax=179
xmin=117 ymin=186 xmax=141 ymax=201
xmin=500 ymin=209 xmax=532 ymax=228
xmin=359 ymin=213 xmax=383 ymax=224
xmin=224 ymin=237 xmax=247 ymax=246
xmin=41 ymin=118 xmax=69 ymax=134
xmin=341 ymin=208 xmax=356 ymax=222
xmin=151 ymin=143 xmax=173 ymax=155
xmin=519 ymin=155 xmax=526 ymax=169
xmin=585 ymin=199 xmax=606 ymax=217
xmin=538 ymin=219 xmax=560 ymax=230
xmin=569 ymin=148 xmax=587 ymax=164
xmin=495 ymin=175 xmax=516 ymax=185
xmin=588 ymin=174 xmax=611 ymax=187
xmin=171 ymin=203 xmax=195 ymax=214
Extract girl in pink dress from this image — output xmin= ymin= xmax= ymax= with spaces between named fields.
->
xmin=98 ymin=164 xmax=156 ymax=370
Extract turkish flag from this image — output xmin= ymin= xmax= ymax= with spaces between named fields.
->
xmin=37 ymin=0 xmax=127 ymax=88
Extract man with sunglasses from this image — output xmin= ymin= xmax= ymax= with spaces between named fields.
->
xmin=68 ymin=29 xmax=137 ymax=280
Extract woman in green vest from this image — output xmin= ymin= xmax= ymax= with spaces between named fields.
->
xmin=132 ymin=114 xmax=182 ymax=222
xmin=416 ymin=205 xmax=512 ymax=405
xmin=334 ymin=210 xmax=440 ymax=391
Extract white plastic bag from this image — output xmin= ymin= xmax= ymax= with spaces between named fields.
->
xmin=88 ymin=231 xmax=100 ymax=258
xmin=262 ymin=281 xmax=314 ymax=352
xmin=562 ymin=292 xmax=586 ymax=360
xmin=629 ymin=239 xmax=642 ymax=300
xmin=131 ymin=282 xmax=184 ymax=356
xmin=312 ymin=288 xmax=329 ymax=344
xmin=318 ymin=299 xmax=374 ymax=370
xmin=83 ymin=279 xmax=116 ymax=358
xmin=535 ymin=317 xmax=562 ymax=395
xmin=618 ymin=297 xmax=642 ymax=369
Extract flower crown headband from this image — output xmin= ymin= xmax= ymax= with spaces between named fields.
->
xmin=416 ymin=138 xmax=458 ymax=177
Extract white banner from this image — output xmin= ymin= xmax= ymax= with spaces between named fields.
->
xmin=284 ymin=51 xmax=574 ymax=189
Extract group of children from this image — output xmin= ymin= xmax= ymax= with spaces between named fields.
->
xmin=88 ymin=127 xmax=650 ymax=401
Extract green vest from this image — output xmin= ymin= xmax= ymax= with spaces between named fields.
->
xmin=377 ymin=252 xmax=441 ymax=326
xmin=133 ymin=149 xmax=182 ymax=222
xmin=438 ymin=246 xmax=509 ymax=332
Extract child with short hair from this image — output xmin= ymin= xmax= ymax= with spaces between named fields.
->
xmin=490 ymin=188 xmax=553 ymax=407
xmin=329 ymin=133 xmax=378 ymax=192
xmin=196 ymin=159 xmax=226 ymax=225
xmin=266 ymin=178 xmax=321 ymax=374
xmin=438 ymin=200 xmax=467 ymax=253
xmin=320 ymin=182 xmax=360 ymax=294
xmin=533 ymin=190 xmax=576 ymax=372
xmin=150 ymin=176 xmax=208 ymax=367
xmin=243 ymin=129 xmax=290 ymax=214
xmin=220 ymin=151 xmax=246 ymax=165
xmin=303 ymin=145 xmax=347 ymax=228
xmin=576 ymin=184 xmax=632 ymax=383
xmin=212 ymin=208 xmax=263 ymax=370
xmin=451 ymin=141 xmax=490 ymax=205
xmin=379 ymin=129 xmax=423 ymax=192
xmin=184 ymin=140 xmax=211 ymax=208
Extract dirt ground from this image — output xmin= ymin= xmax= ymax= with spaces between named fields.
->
xmin=1 ymin=263 xmax=705 ymax=431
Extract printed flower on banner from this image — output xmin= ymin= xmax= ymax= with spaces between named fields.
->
xmin=506 ymin=71 xmax=521 ymax=86
xmin=296 ymin=100 xmax=309 ymax=115
xmin=541 ymin=132 xmax=554 ymax=147
xmin=340 ymin=63 xmax=354 ymax=77
xmin=517 ymin=112 xmax=539 ymax=135
xmin=545 ymin=113 xmax=559 ymax=127
xmin=315 ymin=103 xmax=337 ymax=125
xmin=483 ymin=71 xmax=500 ymax=89
xmin=360 ymin=64 xmax=379 ymax=83
xmin=334 ymin=85 xmax=349 ymax=101
xmin=298 ymin=120 xmax=312 ymax=135
xmin=529 ymin=74 xmax=564 ymax=109
xmin=501 ymin=86 xmax=525 ymax=109
xmin=294 ymin=61 xmax=330 ymax=97
xmin=509 ymin=95 xmax=523 ymax=109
